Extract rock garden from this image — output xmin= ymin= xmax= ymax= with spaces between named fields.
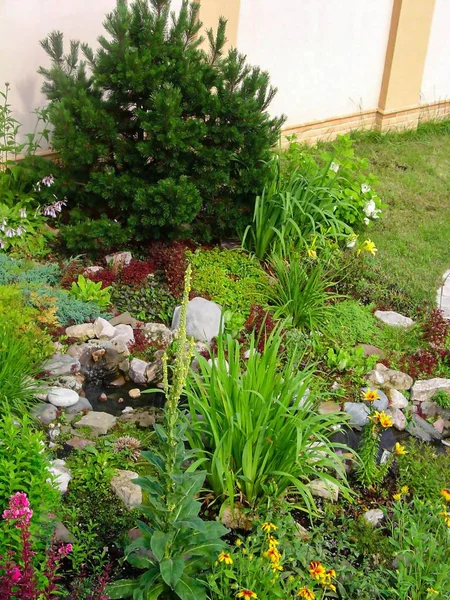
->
xmin=0 ymin=1 xmax=449 ymax=599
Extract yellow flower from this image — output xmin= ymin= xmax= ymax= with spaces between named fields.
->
xmin=357 ymin=239 xmax=378 ymax=256
xmin=440 ymin=488 xmax=450 ymax=502
xmin=237 ymin=590 xmax=257 ymax=599
xmin=401 ymin=485 xmax=409 ymax=495
xmin=298 ymin=588 xmax=315 ymax=600
xmin=268 ymin=535 xmax=279 ymax=548
xmin=307 ymin=247 xmax=317 ymax=260
xmin=261 ymin=522 xmax=277 ymax=533
xmin=369 ymin=410 xmax=393 ymax=428
xmin=393 ymin=493 xmax=402 ymax=501
xmin=362 ymin=388 xmax=380 ymax=402
xmin=218 ymin=552 xmax=233 ymax=565
xmin=394 ymin=442 xmax=407 ymax=455
xmin=272 ymin=563 xmax=283 ymax=572
xmin=235 ymin=539 xmax=243 ymax=547
xmin=309 ymin=561 xmax=326 ymax=580
xmin=264 ymin=546 xmax=282 ymax=564
xmin=427 ymin=589 xmax=439 ymax=595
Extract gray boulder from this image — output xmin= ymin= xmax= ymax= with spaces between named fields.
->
xmin=48 ymin=459 xmax=71 ymax=493
xmin=411 ymin=378 xmax=450 ymax=403
xmin=110 ymin=470 xmax=142 ymax=509
xmin=344 ymin=402 xmax=370 ymax=427
xmin=143 ymin=322 xmax=175 ymax=347
xmin=42 ymin=355 xmax=80 ymax=377
xmin=172 ymin=297 xmax=222 ymax=342
xmin=105 ymin=251 xmax=132 ymax=268
xmin=364 ymin=509 xmax=384 ymax=527
xmin=65 ymin=397 xmax=93 ymax=415
xmin=32 ymin=403 xmax=58 ymax=425
xmin=65 ymin=323 xmax=95 ymax=341
xmin=129 ymin=358 xmax=148 ymax=384
xmin=93 ymin=317 xmax=116 ymax=340
xmin=374 ymin=310 xmax=414 ymax=328
xmin=111 ymin=324 xmax=135 ymax=346
xmin=407 ymin=414 xmax=442 ymax=442
xmin=388 ymin=389 xmax=409 ymax=409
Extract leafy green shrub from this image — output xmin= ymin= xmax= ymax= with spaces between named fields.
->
xmin=188 ymin=248 xmax=269 ymax=316
xmin=186 ymin=329 xmax=350 ymax=509
xmin=383 ymin=497 xmax=449 ymax=598
xmin=39 ymin=0 xmax=283 ymax=243
xmin=0 ymin=412 xmax=60 ymax=556
xmin=267 ymin=250 xmax=339 ymax=331
xmin=0 ymin=254 xmax=60 ymax=285
xmin=70 ymin=275 xmax=112 ymax=309
xmin=111 ymin=279 xmax=176 ymax=325
xmin=0 ymin=324 xmax=43 ymax=413
xmin=0 ymin=286 xmax=54 ymax=366
xmin=396 ymin=440 xmax=450 ymax=503
xmin=60 ymin=212 xmax=132 ymax=256
xmin=280 ymin=134 xmax=382 ymax=232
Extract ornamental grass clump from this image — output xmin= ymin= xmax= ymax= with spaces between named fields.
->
xmin=186 ymin=327 xmax=351 ymax=510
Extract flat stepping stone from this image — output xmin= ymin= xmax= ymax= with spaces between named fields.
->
xmin=74 ymin=412 xmax=117 ymax=435
xmin=47 ymin=388 xmax=79 ymax=407
xmin=374 ymin=311 xmax=414 ymax=328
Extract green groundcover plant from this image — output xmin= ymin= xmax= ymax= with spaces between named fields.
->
xmin=39 ymin=0 xmax=283 ymax=243
xmin=186 ymin=327 xmax=351 ymax=510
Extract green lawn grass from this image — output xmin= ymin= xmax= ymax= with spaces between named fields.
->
xmin=349 ymin=120 xmax=450 ymax=315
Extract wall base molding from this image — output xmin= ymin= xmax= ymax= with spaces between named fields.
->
xmin=282 ymin=100 xmax=450 ymax=145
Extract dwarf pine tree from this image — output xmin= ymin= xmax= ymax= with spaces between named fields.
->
xmin=38 ymin=0 xmax=284 ymax=243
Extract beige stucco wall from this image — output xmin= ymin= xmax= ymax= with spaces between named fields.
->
xmin=236 ymin=0 xmax=394 ymax=127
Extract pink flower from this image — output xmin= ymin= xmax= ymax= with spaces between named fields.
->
xmin=42 ymin=175 xmax=54 ymax=187
xmin=2 ymin=492 xmax=33 ymax=527
xmin=10 ymin=565 xmax=21 ymax=582
xmin=58 ymin=543 xmax=72 ymax=558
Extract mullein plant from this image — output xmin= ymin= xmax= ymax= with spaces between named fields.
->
xmin=108 ymin=265 xmax=227 ymax=600
xmin=356 ymin=388 xmax=396 ymax=489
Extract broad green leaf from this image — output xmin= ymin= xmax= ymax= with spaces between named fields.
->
xmin=105 ymin=579 xmax=137 ymax=599
xmin=151 ymin=531 xmax=168 ymax=562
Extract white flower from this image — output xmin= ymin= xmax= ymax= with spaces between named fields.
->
xmin=346 ymin=234 xmax=358 ymax=248
xmin=361 ymin=183 xmax=371 ymax=194
xmin=1 ymin=217 xmax=6 ymax=227
xmin=330 ymin=162 xmax=340 ymax=173
xmin=363 ymin=199 xmax=376 ymax=217
xmin=5 ymin=228 xmax=15 ymax=238
xmin=333 ymin=205 xmax=337 ymax=212
xmin=372 ymin=209 xmax=381 ymax=219
xmin=16 ymin=226 xmax=25 ymax=236
xmin=363 ymin=217 xmax=370 ymax=225
xmin=19 ymin=208 xmax=27 ymax=219
xmin=0 ymin=240 xmax=5 ymax=249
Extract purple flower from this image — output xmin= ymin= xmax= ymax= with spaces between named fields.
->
xmin=10 ymin=565 xmax=21 ymax=583
xmin=2 ymin=492 xmax=33 ymax=527
xmin=42 ymin=175 xmax=55 ymax=187
xmin=5 ymin=228 xmax=15 ymax=238
xmin=16 ymin=226 xmax=25 ymax=236
xmin=43 ymin=205 xmax=57 ymax=218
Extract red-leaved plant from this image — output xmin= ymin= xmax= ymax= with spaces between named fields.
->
xmin=0 ymin=493 xmax=109 ymax=600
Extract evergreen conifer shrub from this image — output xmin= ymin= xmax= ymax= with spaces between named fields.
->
xmin=39 ymin=0 xmax=284 ymax=243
